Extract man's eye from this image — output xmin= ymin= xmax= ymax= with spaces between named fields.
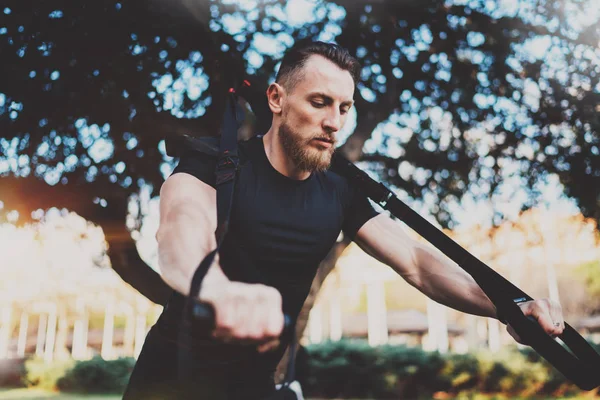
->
xmin=340 ymin=108 xmax=349 ymax=115
xmin=311 ymin=101 xmax=325 ymax=108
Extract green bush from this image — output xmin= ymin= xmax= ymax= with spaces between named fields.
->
xmin=377 ymin=344 xmax=445 ymax=398
xmin=56 ymin=356 xmax=135 ymax=394
xmin=23 ymin=358 xmax=75 ymax=390
xmin=21 ymin=356 xmax=135 ymax=394
xmin=517 ymin=345 xmax=584 ymax=397
xmin=303 ymin=340 xmax=389 ymax=398
xmin=14 ymin=338 xmax=599 ymax=398
xmin=437 ymin=352 xmax=481 ymax=394
xmin=474 ymin=349 xmax=545 ymax=396
xmin=302 ymin=340 xmax=445 ymax=399
xmin=299 ymin=339 xmax=597 ymax=399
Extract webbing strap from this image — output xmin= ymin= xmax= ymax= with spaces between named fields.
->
xmin=177 ymin=89 xmax=243 ymax=384
xmin=330 ymin=154 xmax=600 ymax=391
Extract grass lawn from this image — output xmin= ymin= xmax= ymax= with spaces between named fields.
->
xmin=0 ymin=389 xmax=594 ymax=400
xmin=0 ymin=389 xmax=120 ymax=399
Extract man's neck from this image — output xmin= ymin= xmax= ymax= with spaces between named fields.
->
xmin=262 ymin=128 xmax=311 ymax=181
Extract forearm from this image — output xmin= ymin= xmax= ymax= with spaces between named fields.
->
xmin=157 ymin=215 xmax=228 ymax=297
xmin=409 ymin=244 xmax=498 ymax=319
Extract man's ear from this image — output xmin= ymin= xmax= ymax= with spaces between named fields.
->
xmin=266 ymin=83 xmax=284 ymax=114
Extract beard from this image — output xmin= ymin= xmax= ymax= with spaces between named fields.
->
xmin=279 ymin=121 xmax=336 ymax=173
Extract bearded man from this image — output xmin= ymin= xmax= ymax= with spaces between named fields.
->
xmin=123 ymin=41 xmax=564 ymax=399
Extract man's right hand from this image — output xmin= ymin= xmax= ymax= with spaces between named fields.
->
xmin=199 ymin=275 xmax=285 ymax=353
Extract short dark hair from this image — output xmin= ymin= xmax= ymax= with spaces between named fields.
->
xmin=275 ymin=41 xmax=361 ymax=92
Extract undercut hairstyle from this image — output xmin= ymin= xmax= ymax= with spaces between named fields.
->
xmin=275 ymin=41 xmax=361 ymax=92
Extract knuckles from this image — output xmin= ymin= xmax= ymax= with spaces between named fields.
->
xmin=211 ymin=282 xmax=283 ymax=342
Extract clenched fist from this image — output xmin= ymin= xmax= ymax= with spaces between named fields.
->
xmin=199 ymin=276 xmax=285 ymax=353
xmin=507 ymin=298 xmax=564 ymax=344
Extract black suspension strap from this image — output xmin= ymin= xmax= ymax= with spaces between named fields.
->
xmin=176 ymin=87 xmax=243 ymax=382
xmin=330 ymin=155 xmax=600 ymax=391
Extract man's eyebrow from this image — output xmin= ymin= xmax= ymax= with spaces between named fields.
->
xmin=310 ymin=92 xmax=354 ymax=107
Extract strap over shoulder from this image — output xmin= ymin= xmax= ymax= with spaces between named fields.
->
xmin=165 ymin=134 xmax=220 ymax=158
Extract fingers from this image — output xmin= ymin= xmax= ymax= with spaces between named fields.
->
xmin=548 ymin=300 xmax=565 ymax=333
xmin=264 ymin=286 xmax=285 ymax=338
xmin=211 ymin=283 xmax=242 ymax=340
xmin=518 ymin=299 xmax=564 ymax=338
xmin=209 ymin=282 xmax=284 ymax=348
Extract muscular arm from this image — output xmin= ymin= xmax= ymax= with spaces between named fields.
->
xmin=354 ymin=214 xmax=497 ymax=319
xmin=156 ymin=172 xmax=228 ymax=296
xmin=156 ymin=172 xmax=284 ymax=349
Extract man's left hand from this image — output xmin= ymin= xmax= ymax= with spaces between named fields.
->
xmin=506 ymin=299 xmax=564 ymax=344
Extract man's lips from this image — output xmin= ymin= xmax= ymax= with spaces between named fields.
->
xmin=313 ymin=137 xmax=335 ymax=147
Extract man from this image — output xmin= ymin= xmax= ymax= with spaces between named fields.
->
xmin=123 ymin=41 xmax=564 ymax=399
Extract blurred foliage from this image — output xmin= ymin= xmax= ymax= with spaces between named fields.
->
xmin=56 ymin=356 xmax=135 ymax=394
xmin=23 ymin=358 xmax=75 ymax=390
xmin=298 ymin=339 xmax=596 ymax=398
xmin=10 ymin=341 xmax=600 ymax=397
xmin=1 ymin=0 xmax=599 ymax=304
xmin=21 ymin=356 xmax=134 ymax=394
xmin=1 ymin=0 xmax=599 ymax=227
xmin=87 ymin=310 xmax=158 ymax=330
xmin=576 ymin=260 xmax=600 ymax=300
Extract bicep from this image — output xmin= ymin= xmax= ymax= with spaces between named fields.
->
xmin=354 ymin=214 xmax=421 ymax=283
xmin=157 ymin=172 xmax=217 ymax=254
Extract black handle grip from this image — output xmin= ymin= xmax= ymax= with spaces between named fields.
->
xmin=191 ymin=300 xmax=294 ymax=337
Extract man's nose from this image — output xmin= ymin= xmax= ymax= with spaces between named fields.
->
xmin=323 ymin=111 xmax=341 ymax=133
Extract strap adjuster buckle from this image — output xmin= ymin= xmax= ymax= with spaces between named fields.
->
xmin=215 ymin=151 xmax=240 ymax=185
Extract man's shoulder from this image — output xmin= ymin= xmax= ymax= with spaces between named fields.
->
xmin=170 ymin=135 xmax=262 ymax=185
xmin=174 ymin=135 xmax=261 ymax=162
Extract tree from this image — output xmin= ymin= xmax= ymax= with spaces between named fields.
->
xmin=577 ymin=260 xmax=600 ymax=313
xmin=1 ymin=0 xmax=599 ymax=361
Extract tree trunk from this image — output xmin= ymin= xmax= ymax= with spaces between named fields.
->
xmin=101 ymin=221 xmax=172 ymax=306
